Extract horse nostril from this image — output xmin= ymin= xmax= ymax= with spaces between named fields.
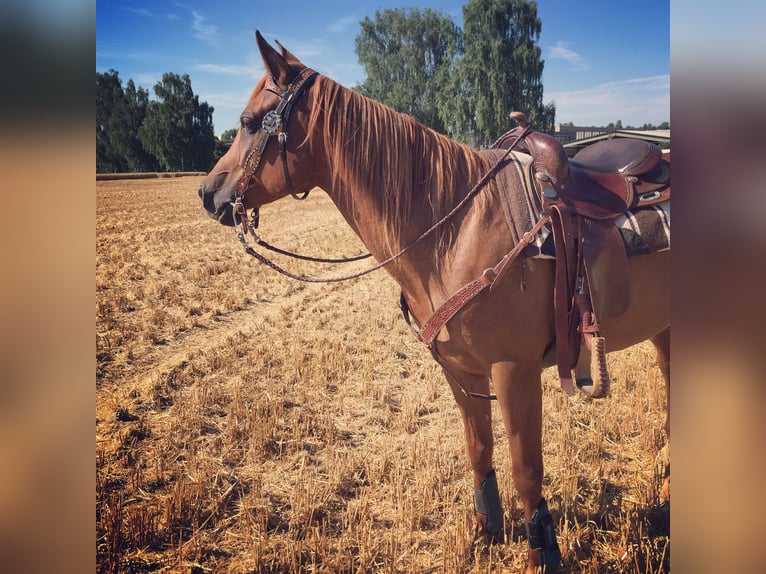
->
xmin=198 ymin=184 xmax=217 ymax=215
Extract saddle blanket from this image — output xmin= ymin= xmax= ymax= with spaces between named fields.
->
xmin=532 ymin=201 xmax=670 ymax=259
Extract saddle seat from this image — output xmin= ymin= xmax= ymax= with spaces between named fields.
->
xmin=574 ymin=136 xmax=660 ymax=174
xmin=566 ymin=139 xmax=670 ymax=219
xmin=491 ymin=115 xmax=670 ymax=398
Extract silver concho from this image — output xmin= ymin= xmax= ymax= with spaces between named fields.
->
xmin=262 ymin=110 xmax=282 ymax=135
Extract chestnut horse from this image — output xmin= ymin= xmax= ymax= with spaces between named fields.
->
xmin=198 ymin=32 xmax=670 ymax=573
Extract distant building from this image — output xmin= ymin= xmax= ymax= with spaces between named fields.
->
xmin=553 ymin=124 xmax=613 ymax=144
xmin=552 ymin=123 xmax=670 ymax=157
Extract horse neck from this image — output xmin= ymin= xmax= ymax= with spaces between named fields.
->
xmin=307 ymin=77 xmax=491 ymax=284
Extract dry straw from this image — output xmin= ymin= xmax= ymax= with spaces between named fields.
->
xmin=97 ymin=176 xmax=669 ymax=573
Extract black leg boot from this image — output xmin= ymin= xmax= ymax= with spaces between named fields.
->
xmin=474 ymin=469 xmax=503 ymax=541
xmin=525 ymin=497 xmax=561 ymax=572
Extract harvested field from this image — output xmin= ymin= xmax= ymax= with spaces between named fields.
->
xmin=96 ymin=176 xmax=669 ymax=573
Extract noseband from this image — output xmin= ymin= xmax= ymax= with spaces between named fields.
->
xmin=233 ymin=67 xmax=318 ymax=229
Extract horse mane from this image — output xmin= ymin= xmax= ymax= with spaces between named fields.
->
xmin=306 ymin=76 xmax=494 ymax=258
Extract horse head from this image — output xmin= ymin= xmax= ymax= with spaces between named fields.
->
xmin=198 ymin=31 xmax=318 ymax=226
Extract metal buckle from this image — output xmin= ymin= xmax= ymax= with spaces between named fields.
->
xmin=638 ymin=190 xmax=661 ymax=202
xmin=481 ymin=267 xmax=497 ymax=285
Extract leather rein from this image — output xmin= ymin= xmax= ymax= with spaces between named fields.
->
xmin=232 ymin=67 xmax=374 ymax=267
xmin=232 ymin=67 xmax=534 ymax=283
xmin=231 ymin=69 xmax=548 ymax=399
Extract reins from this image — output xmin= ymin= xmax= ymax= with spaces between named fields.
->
xmin=250 ymin=234 xmax=372 ymax=264
xmin=236 ymin=121 xmax=532 ymax=283
xmin=241 ymin=210 xmax=372 ymax=264
xmin=231 ymin=70 xmax=537 ymax=402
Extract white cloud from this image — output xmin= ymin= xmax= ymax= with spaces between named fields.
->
xmin=123 ymin=6 xmax=178 ymax=21
xmin=203 ymin=89 xmax=260 ymax=134
xmin=132 ymin=73 xmax=163 ymax=90
xmin=546 ymin=75 xmax=670 ymax=126
xmin=192 ymin=11 xmax=219 ymax=47
xmin=548 ymin=41 xmax=589 ymax=71
xmin=124 ymin=7 xmax=153 ymax=17
xmin=327 ymin=16 xmax=357 ymax=34
xmin=315 ymin=61 xmax=365 ymax=88
xmin=194 ymin=63 xmax=256 ymax=77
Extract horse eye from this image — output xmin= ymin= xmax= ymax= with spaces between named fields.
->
xmin=240 ymin=115 xmax=260 ymax=133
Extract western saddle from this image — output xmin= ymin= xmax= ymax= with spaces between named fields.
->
xmin=492 ymin=112 xmax=670 ymax=397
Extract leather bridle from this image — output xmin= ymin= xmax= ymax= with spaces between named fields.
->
xmin=233 ymin=66 xmax=318 ymax=231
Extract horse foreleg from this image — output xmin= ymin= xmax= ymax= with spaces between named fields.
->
xmin=651 ymin=327 xmax=671 ymax=504
xmin=492 ymin=361 xmax=561 ymax=574
xmin=444 ymin=371 xmax=502 ymax=540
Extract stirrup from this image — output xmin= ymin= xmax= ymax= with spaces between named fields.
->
xmin=577 ymin=336 xmax=610 ymax=398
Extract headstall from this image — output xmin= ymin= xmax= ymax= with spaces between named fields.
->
xmin=233 ymin=67 xmax=318 ymax=232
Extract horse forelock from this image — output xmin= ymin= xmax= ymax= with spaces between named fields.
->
xmin=306 ymin=76 xmax=494 ymax=260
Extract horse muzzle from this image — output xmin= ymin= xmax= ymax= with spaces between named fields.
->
xmin=198 ymin=183 xmax=236 ymax=227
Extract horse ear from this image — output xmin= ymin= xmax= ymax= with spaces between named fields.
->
xmin=255 ymin=30 xmax=289 ymax=82
xmin=274 ymin=39 xmax=301 ymax=66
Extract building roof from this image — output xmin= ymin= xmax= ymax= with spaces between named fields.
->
xmin=563 ymin=129 xmax=670 ymax=155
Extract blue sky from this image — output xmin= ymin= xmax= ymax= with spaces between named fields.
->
xmin=96 ymin=0 xmax=669 ymax=136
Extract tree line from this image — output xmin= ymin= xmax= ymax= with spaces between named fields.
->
xmin=559 ymin=120 xmax=671 ymax=130
xmin=97 ymin=0 xmax=666 ymax=173
xmin=98 ymin=1 xmax=558 ymax=172
xmin=97 ymin=71 xmax=216 ymax=173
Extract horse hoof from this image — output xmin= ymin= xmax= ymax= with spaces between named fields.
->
xmin=473 ymin=520 xmax=504 ymax=547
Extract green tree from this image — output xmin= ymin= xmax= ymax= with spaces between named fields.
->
xmin=139 ymin=73 xmax=215 ymax=171
xmin=220 ymin=128 xmax=238 ymax=141
xmin=97 ymin=71 xmax=159 ymax=172
xmin=213 ymin=128 xmax=238 ymax=162
xmin=455 ymin=0 xmax=552 ymax=147
xmin=96 ymin=70 xmax=128 ymax=172
xmin=536 ymin=100 xmax=557 ymax=134
xmin=355 ymin=8 xmax=461 ymax=134
xmin=110 ymin=79 xmax=158 ymax=172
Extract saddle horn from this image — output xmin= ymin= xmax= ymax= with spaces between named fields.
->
xmin=510 ymin=111 xmax=530 ymax=128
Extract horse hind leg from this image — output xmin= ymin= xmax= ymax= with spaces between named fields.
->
xmin=651 ymin=327 xmax=671 ymax=503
